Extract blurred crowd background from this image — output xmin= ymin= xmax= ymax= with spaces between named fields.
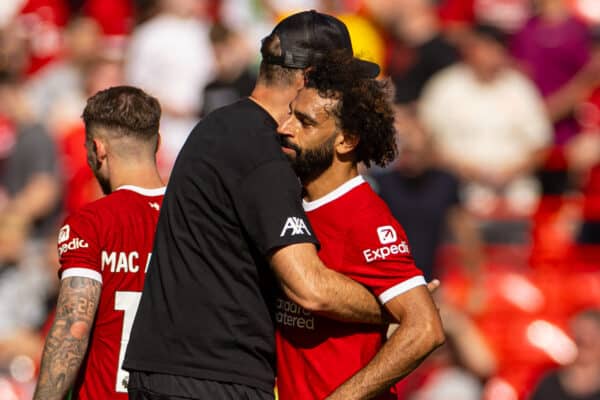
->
xmin=1 ymin=0 xmax=600 ymax=399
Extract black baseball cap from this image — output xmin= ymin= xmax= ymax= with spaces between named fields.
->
xmin=261 ymin=10 xmax=380 ymax=78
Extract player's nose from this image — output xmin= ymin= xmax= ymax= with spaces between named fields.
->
xmin=277 ymin=116 xmax=295 ymax=137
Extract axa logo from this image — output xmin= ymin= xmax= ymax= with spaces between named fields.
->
xmin=377 ymin=225 xmax=397 ymax=244
xmin=58 ymin=225 xmax=70 ymax=244
xmin=148 ymin=202 xmax=160 ymax=211
xmin=58 ymin=237 xmax=89 ymax=257
xmin=280 ymin=217 xmax=311 ymax=237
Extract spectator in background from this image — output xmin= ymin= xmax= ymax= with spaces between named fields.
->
xmin=0 ymin=72 xmax=60 ymax=240
xmin=369 ymin=0 xmax=458 ymax=104
xmin=512 ymin=0 xmax=593 ymax=146
xmin=396 ymin=302 xmax=497 ymax=400
xmin=126 ymin=0 xmax=216 ymax=178
xmin=530 ymin=309 xmax=600 ymax=400
xmin=25 ymin=16 xmax=102 ymax=133
xmin=419 ymin=24 xmax=551 ymax=216
xmin=0 ymin=71 xmax=59 ymax=383
xmin=0 ymin=21 xmax=29 ymax=80
xmin=511 ymin=0 xmax=598 ymax=195
xmin=437 ymin=0 xmax=531 ymax=33
xmin=564 ymin=35 xmax=600 ymax=246
xmin=372 ymin=105 xmax=483 ymax=282
xmin=201 ymin=22 xmax=256 ymax=115
xmin=18 ymin=0 xmax=70 ymax=76
xmin=82 ymin=0 xmax=135 ymax=37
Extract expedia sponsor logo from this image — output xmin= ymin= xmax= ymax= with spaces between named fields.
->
xmin=58 ymin=225 xmax=70 ymax=244
xmin=280 ymin=217 xmax=311 ymax=237
xmin=363 ymin=241 xmax=409 ymax=263
xmin=377 ymin=225 xmax=397 ymax=244
xmin=58 ymin=237 xmax=89 ymax=256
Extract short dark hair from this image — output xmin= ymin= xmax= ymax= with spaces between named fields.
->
xmin=305 ymin=53 xmax=397 ymax=167
xmin=472 ymin=23 xmax=507 ymax=47
xmin=82 ymin=85 xmax=161 ymax=143
xmin=576 ymin=308 xmax=600 ymax=326
xmin=257 ymin=34 xmax=301 ymax=86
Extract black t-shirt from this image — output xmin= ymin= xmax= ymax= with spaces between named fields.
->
xmin=124 ymin=99 xmax=318 ymax=392
xmin=531 ymin=372 xmax=600 ymax=400
xmin=388 ymin=34 xmax=458 ymax=104
xmin=372 ymin=169 xmax=459 ymax=280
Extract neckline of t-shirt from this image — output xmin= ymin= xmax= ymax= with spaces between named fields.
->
xmin=303 ymin=175 xmax=365 ymax=212
xmin=115 ymin=185 xmax=166 ymax=197
xmin=246 ymin=97 xmax=277 ymax=128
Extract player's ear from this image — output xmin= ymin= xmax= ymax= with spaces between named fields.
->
xmin=295 ymin=68 xmax=307 ymax=90
xmin=336 ymin=131 xmax=359 ymax=155
xmin=93 ymin=138 xmax=108 ymax=162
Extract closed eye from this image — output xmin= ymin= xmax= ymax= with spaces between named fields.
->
xmin=294 ymin=111 xmax=317 ymax=128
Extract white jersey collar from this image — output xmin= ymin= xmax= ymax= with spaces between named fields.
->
xmin=115 ymin=185 xmax=166 ymax=197
xmin=303 ymin=175 xmax=365 ymax=212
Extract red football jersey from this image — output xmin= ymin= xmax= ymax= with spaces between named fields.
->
xmin=276 ymin=176 xmax=425 ymax=400
xmin=57 ymin=185 xmax=165 ymax=400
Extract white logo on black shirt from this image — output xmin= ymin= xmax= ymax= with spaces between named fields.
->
xmin=377 ymin=225 xmax=397 ymax=244
xmin=58 ymin=224 xmax=70 ymax=244
xmin=280 ymin=217 xmax=311 ymax=237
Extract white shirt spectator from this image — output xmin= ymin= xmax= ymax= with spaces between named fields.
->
xmin=420 ymin=63 xmax=550 ymax=175
xmin=419 ymin=63 xmax=551 ymax=214
xmin=126 ymin=14 xmax=216 ymax=176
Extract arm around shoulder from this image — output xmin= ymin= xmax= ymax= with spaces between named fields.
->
xmin=269 ymin=243 xmax=384 ymax=324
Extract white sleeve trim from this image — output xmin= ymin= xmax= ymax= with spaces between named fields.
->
xmin=61 ymin=268 xmax=103 ymax=284
xmin=379 ymin=276 xmax=426 ymax=304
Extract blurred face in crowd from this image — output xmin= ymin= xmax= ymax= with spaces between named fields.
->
xmin=0 ymin=22 xmax=28 ymax=76
xmin=571 ymin=312 xmax=600 ymax=366
xmin=393 ymin=106 xmax=431 ymax=175
xmin=161 ymin=0 xmax=208 ymax=17
xmin=366 ymin=0 xmax=433 ymax=39
xmin=65 ymin=17 xmax=101 ymax=65
xmin=534 ymin=0 xmax=567 ymax=13
xmin=278 ymin=88 xmax=341 ymax=183
xmin=461 ymin=33 xmax=508 ymax=82
xmin=0 ymin=213 xmax=28 ymax=264
xmin=0 ymin=81 xmax=25 ymax=122
xmin=85 ymin=59 xmax=124 ymax=97
xmin=364 ymin=0 xmax=403 ymax=26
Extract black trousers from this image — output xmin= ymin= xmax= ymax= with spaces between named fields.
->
xmin=127 ymin=371 xmax=274 ymax=400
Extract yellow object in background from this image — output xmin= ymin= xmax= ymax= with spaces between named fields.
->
xmin=337 ymin=13 xmax=385 ymax=73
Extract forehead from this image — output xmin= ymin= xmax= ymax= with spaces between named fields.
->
xmin=294 ymin=87 xmax=339 ymax=121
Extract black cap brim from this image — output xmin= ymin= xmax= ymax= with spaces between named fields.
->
xmin=355 ymin=58 xmax=380 ymax=78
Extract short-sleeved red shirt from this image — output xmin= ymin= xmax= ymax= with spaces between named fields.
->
xmin=276 ymin=176 xmax=425 ymax=400
xmin=57 ymin=185 xmax=165 ymax=400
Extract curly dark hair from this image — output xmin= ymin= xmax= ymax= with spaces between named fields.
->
xmin=304 ymin=53 xmax=397 ymax=167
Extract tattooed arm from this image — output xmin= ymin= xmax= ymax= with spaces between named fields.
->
xmin=33 ymin=277 xmax=102 ymax=400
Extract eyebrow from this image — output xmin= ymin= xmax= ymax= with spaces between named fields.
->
xmin=293 ymin=110 xmax=318 ymax=126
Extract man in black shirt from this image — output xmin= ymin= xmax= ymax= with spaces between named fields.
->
xmin=530 ymin=309 xmax=600 ymax=400
xmin=124 ymin=11 xmax=388 ymax=400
